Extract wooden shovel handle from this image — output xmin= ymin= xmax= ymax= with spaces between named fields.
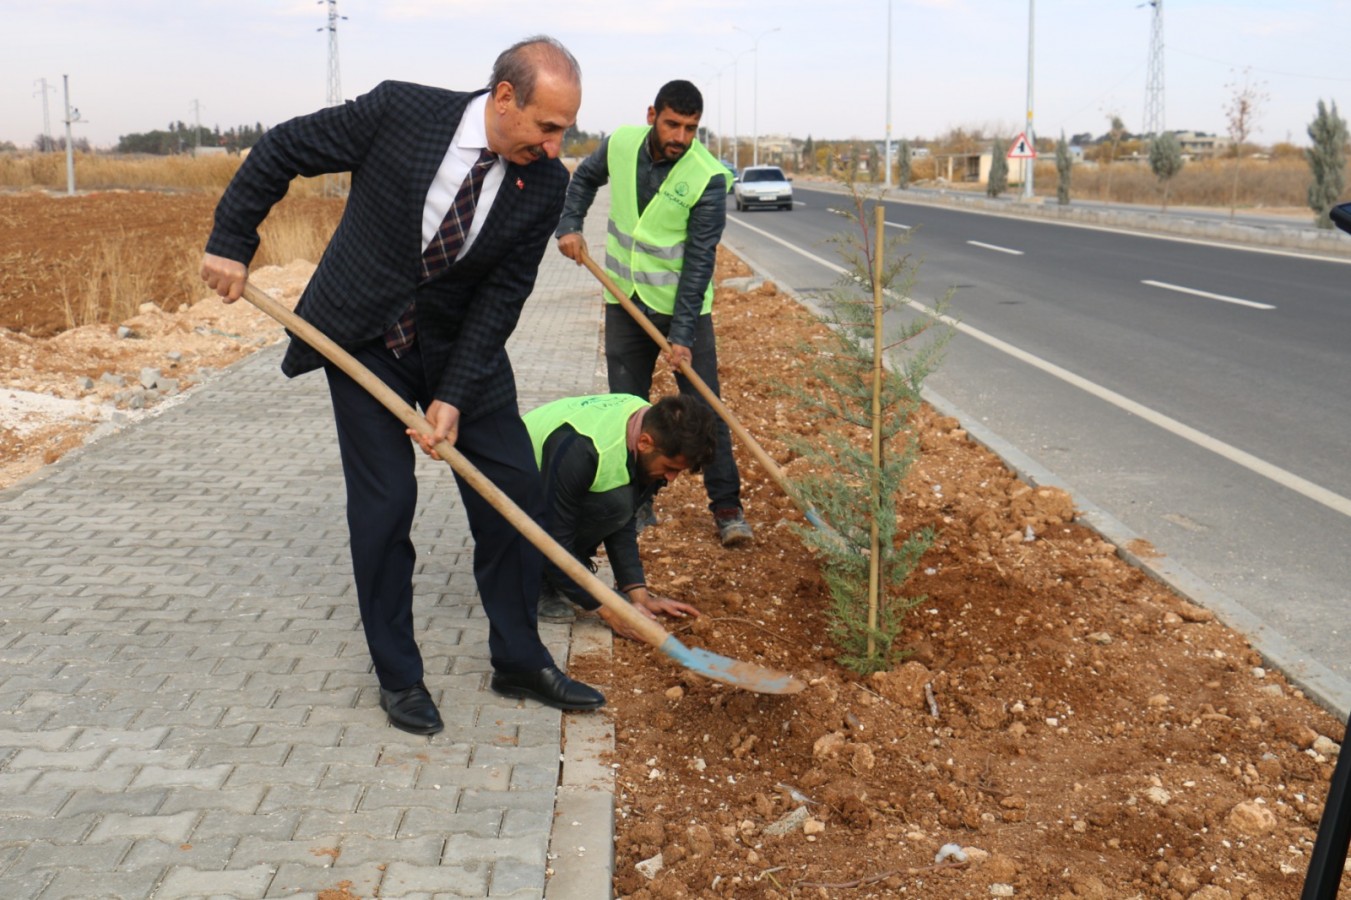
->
xmin=576 ymin=249 xmax=812 ymax=517
xmin=240 ymin=283 xmax=671 ymax=648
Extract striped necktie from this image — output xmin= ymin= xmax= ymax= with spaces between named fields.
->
xmin=384 ymin=147 xmax=499 ymax=357
xmin=420 ymin=147 xmax=499 ymax=279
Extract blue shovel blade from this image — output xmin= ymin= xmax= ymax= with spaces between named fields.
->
xmin=658 ymin=636 xmax=806 ymax=695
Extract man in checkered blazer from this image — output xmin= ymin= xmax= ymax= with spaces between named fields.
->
xmin=201 ymin=36 xmax=605 ymax=733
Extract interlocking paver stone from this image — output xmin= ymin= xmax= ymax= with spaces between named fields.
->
xmin=0 ymin=193 xmax=615 ymax=899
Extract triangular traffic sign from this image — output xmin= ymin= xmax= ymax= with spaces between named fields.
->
xmin=1007 ymin=133 xmax=1036 ymax=158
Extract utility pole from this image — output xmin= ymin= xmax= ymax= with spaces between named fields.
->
xmin=191 ymin=99 xmax=203 ymax=155
xmin=1142 ymin=0 xmax=1165 ymax=144
xmin=1023 ymin=0 xmax=1036 ymax=199
xmin=319 ymin=0 xmax=346 ymax=196
xmin=33 ymin=78 xmax=57 ymax=152
xmin=61 ymin=75 xmax=83 ymax=196
xmin=884 ymin=0 xmax=893 ymax=189
xmin=320 ymin=0 xmax=344 ymax=108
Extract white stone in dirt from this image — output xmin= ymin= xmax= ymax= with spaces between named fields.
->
xmin=989 ymin=885 xmax=1015 ymax=897
xmin=139 ymin=368 xmax=161 ymax=389
xmin=763 ymin=805 xmax=810 ymax=836
xmin=1313 ymin=735 xmax=1340 ymax=757
xmin=812 ymin=732 xmax=846 ymax=759
xmin=634 ymin=852 xmax=663 ymax=880
xmin=1227 ymin=800 xmax=1277 ymax=834
xmin=935 ymin=843 xmax=967 ymax=863
xmin=0 ymin=388 xmax=110 ymax=436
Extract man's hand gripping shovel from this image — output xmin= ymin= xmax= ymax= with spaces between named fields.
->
xmin=240 ymin=282 xmax=806 ymax=696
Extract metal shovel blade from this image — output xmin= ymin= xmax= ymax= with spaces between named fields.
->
xmin=659 ymin=636 xmax=806 ymax=694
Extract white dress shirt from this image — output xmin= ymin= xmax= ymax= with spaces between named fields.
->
xmin=421 ymin=92 xmax=504 ymax=260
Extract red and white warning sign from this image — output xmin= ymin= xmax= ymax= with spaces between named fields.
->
xmin=1007 ymin=133 xmax=1036 ymax=158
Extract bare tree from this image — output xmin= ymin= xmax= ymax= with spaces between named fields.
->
xmin=1224 ymin=68 xmax=1268 ymax=220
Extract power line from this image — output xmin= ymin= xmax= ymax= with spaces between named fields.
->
xmin=1170 ymin=46 xmax=1351 ymax=83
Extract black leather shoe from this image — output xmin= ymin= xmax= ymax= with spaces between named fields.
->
xmin=379 ymin=681 xmax=444 ymax=735
xmin=490 ymin=666 xmax=606 ymax=711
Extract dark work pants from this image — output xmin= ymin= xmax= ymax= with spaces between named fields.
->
xmin=542 ymin=487 xmax=633 ymax=599
xmin=604 ymin=301 xmax=742 ymax=512
xmin=324 ymin=342 xmax=553 ymax=691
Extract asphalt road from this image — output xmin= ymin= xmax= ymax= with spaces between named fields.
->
xmin=721 ymin=183 xmax=1351 ymax=713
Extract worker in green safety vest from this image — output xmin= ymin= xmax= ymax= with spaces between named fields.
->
xmin=555 ymin=79 xmax=754 ymax=549
xmin=523 ymin=393 xmax=716 ymax=641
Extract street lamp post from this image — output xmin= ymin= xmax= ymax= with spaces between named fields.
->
xmin=1024 ymin=0 xmax=1036 ymax=199
xmin=705 ymin=62 xmax=732 ymax=161
xmin=715 ymin=47 xmax=751 ymax=172
xmin=884 ymin=0 xmax=893 ymax=188
xmin=735 ymin=25 xmax=781 ymax=167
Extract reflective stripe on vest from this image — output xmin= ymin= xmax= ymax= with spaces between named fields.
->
xmin=522 ymin=394 xmax=650 ymax=494
xmin=604 ymin=125 xmax=726 ymax=315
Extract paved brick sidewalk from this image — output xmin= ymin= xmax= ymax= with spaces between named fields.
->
xmin=0 ymin=195 xmax=616 ymax=899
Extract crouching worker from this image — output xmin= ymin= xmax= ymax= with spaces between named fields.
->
xmin=522 ymin=393 xmax=716 ymax=641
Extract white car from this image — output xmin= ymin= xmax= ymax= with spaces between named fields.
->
xmin=733 ymin=165 xmax=793 ymax=211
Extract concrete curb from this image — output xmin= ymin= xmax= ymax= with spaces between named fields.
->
xmin=546 ymin=620 xmax=615 ymax=900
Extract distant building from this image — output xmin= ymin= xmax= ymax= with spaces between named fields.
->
xmin=1172 ymin=131 xmax=1231 ymax=159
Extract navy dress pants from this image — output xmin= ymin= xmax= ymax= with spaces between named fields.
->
xmin=603 ymin=301 xmax=742 ymax=512
xmin=324 ymin=342 xmax=554 ymax=691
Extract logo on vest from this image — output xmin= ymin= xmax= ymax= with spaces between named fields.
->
xmin=661 ymin=182 xmax=696 ymax=209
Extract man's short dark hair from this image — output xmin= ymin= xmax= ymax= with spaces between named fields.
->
xmin=653 ymin=80 xmax=703 ymax=118
xmin=489 ymin=35 xmax=581 ymax=107
xmin=644 ymin=395 xmax=716 ymax=473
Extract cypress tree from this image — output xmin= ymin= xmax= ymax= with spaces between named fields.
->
xmin=1306 ymin=100 xmax=1348 ymax=229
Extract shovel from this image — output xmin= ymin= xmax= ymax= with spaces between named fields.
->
xmin=576 ymin=249 xmax=840 ymax=540
xmin=239 ymin=282 xmax=805 ymax=696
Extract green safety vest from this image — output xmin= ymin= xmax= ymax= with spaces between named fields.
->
xmin=604 ymin=125 xmax=729 ymax=315
xmin=523 ymin=394 xmax=651 ymax=493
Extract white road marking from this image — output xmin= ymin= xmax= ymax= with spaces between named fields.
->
xmin=886 ymin=221 xmax=912 ymax=231
xmin=967 ymin=240 xmax=1024 ymax=255
xmin=1141 ymin=279 xmax=1275 ymax=310
xmin=727 ymin=214 xmax=1351 ymax=520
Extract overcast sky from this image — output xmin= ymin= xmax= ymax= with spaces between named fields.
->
xmin=3 ymin=0 xmax=1349 ymax=151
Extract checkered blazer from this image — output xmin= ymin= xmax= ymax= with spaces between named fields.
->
xmin=206 ymin=81 xmax=569 ymax=419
